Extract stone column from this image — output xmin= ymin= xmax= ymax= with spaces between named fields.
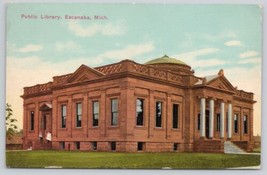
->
xmin=220 ymin=101 xmax=225 ymax=138
xmin=209 ymin=99 xmax=214 ymax=138
xmin=200 ymin=98 xmax=206 ymax=138
xmin=227 ymin=103 xmax=232 ymax=139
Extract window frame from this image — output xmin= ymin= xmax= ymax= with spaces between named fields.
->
xmin=92 ymin=101 xmax=99 ymax=127
xmin=234 ymin=113 xmax=239 ymax=133
xmin=76 ymin=103 xmax=82 ymax=128
xmin=111 ymin=99 xmax=118 ymax=126
xmin=155 ymin=101 xmax=163 ymax=128
xmin=30 ymin=111 xmax=34 ymax=131
xmin=243 ymin=115 xmax=248 ymax=134
xmin=136 ymin=98 xmax=144 ymax=126
xmin=172 ymin=104 xmax=179 ymax=129
xmin=61 ymin=104 xmax=67 ymax=128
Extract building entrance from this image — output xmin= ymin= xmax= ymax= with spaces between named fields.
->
xmin=205 ymin=110 xmax=210 ymax=138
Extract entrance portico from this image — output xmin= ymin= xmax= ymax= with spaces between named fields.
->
xmin=199 ymin=97 xmax=233 ymax=140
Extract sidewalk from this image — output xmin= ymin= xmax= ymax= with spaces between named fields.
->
xmin=228 ymin=165 xmax=261 ymax=169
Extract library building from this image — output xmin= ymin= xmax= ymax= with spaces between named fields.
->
xmin=21 ymin=55 xmax=255 ymax=152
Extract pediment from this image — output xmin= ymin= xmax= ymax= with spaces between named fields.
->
xmin=207 ymin=76 xmax=236 ymax=92
xmin=39 ymin=103 xmax=52 ymax=111
xmin=68 ymin=64 xmax=105 ymax=83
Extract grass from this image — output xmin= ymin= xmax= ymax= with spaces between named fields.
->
xmin=6 ymin=150 xmax=260 ymax=169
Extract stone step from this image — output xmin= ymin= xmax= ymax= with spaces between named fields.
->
xmin=224 ymin=141 xmax=246 ymax=154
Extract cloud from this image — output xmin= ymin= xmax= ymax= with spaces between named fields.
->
xmin=68 ymin=21 xmax=126 ymax=37
xmin=239 ymin=50 xmax=258 ymax=58
xmin=174 ymin=48 xmax=219 ymax=60
xmin=100 ymin=43 xmax=154 ymax=60
xmin=238 ymin=57 xmax=261 ymax=64
xmin=172 ymin=48 xmax=223 ymax=68
xmin=55 ymin=41 xmax=80 ymax=52
xmin=201 ymin=31 xmax=237 ymax=42
xmin=18 ymin=44 xmax=43 ymax=53
xmin=224 ymin=40 xmax=242 ymax=46
xmin=192 ymin=58 xmax=225 ymax=68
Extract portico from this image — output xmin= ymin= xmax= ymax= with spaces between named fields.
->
xmin=199 ymin=97 xmax=233 ymax=140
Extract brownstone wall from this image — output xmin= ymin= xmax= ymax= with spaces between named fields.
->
xmin=22 ymin=61 xmax=255 ymax=152
xmin=194 ymin=139 xmax=224 ymax=153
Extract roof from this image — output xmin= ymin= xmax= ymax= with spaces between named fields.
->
xmin=195 ymin=74 xmax=219 ymax=85
xmin=145 ymin=55 xmax=188 ymax=65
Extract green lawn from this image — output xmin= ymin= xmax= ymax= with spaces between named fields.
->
xmin=6 ymin=151 xmax=260 ymax=169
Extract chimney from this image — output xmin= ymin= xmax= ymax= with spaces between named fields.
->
xmin=218 ymin=69 xmax=224 ymax=76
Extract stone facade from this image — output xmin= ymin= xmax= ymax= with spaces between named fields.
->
xmin=21 ymin=56 xmax=255 ymax=152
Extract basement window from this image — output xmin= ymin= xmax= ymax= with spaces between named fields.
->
xmin=137 ymin=142 xmax=144 ymax=151
xmin=92 ymin=141 xmax=97 ymax=151
xmin=59 ymin=142 xmax=65 ymax=150
xmin=173 ymin=143 xmax=179 ymax=151
xmin=110 ymin=142 xmax=116 ymax=151
xmin=76 ymin=142 xmax=80 ymax=150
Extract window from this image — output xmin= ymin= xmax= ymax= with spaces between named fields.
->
xmin=137 ymin=142 xmax=144 ymax=151
xmin=92 ymin=101 xmax=99 ymax=126
xmin=173 ymin=143 xmax=179 ymax=151
xmin=30 ymin=111 xmax=34 ymax=131
xmin=110 ymin=142 xmax=116 ymax=151
xmin=61 ymin=105 xmax=67 ymax=128
xmin=234 ymin=114 xmax=239 ymax=133
xmin=136 ymin=99 xmax=144 ymax=126
xmin=92 ymin=142 xmax=97 ymax=150
xmin=197 ymin=114 xmax=200 ymax=130
xmin=111 ymin=99 xmax=118 ymax=126
xmin=216 ymin=114 xmax=220 ymax=131
xmin=59 ymin=142 xmax=65 ymax=150
xmin=156 ymin=101 xmax=162 ymax=127
xmin=244 ymin=115 xmax=248 ymax=134
xmin=76 ymin=142 xmax=80 ymax=150
xmin=76 ymin=103 xmax=82 ymax=127
xmin=173 ymin=104 xmax=179 ymax=129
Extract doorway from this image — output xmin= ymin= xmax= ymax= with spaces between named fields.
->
xmin=205 ymin=110 xmax=210 ymax=138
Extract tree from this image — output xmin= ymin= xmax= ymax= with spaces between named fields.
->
xmin=6 ymin=103 xmax=18 ymax=140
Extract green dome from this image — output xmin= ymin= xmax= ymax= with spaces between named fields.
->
xmin=145 ymin=55 xmax=187 ymax=65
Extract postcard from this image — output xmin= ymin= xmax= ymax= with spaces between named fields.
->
xmin=5 ymin=3 xmax=261 ymax=169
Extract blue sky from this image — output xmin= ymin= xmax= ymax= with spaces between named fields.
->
xmin=6 ymin=4 xmax=262 ymax=135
